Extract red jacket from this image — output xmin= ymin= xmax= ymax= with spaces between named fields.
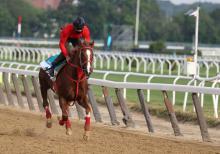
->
xmin=59 ymin=23 xmax=91 ymax=57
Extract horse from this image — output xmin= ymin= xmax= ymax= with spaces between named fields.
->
xmin=39 ymin=41 xmax=94 ymax=140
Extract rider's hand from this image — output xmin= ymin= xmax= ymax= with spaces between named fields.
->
xmin=78 ymin=37 xmax=84 ymax=44
xmin=66 ymin=55 xmax=71 ymax=62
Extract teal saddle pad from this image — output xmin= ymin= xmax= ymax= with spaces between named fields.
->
xmin=40 ymin=54 xmax=66 ymax=77
xmin=46 ymin=54 xmax=59 ymax=64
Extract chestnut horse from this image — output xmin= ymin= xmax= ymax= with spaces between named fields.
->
xmin=39 ymin=41 xmax=94 ymax=140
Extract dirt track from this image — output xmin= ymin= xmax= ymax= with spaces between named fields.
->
xmin=0 ymin=106 xmax=220 ymax=154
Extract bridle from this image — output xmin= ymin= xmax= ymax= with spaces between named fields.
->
xmin=64 ymin=45 xmax=93 ymax=101
xmin=79 ymin=46 xmax=93 ymax=73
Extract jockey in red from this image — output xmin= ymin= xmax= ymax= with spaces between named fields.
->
xmin=48 ymin=17 xmax=91 ymax=77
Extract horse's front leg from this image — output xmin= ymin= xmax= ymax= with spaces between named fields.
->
xmin=79 ymin=97 xmax=92 ymax=141
xmin=59 ymin=97 xmax=72 ymax=135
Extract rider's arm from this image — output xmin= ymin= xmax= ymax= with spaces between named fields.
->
xmin=82 ymin=26 xmax=91 ymax=42
xmin=59 ymin=24 xmax=72 ymax=57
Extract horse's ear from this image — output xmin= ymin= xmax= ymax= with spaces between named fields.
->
xmin=90 ymin=40 xmax=94 ymax=48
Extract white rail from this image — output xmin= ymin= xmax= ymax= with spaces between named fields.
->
xmin=1 ymin=46 xmax=220 ymax=77
xmin=0 ymin=62 xmax=219 ymax=118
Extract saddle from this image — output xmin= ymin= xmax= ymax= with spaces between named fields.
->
xmin=40 ymin=54 xmax=66 ymax=80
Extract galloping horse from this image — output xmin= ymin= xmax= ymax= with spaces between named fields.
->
xmin=39 ymin=41 xmax=94 ymax=140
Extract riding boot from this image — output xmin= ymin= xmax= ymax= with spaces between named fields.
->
xmin=48 ymin=53 xmax=65 ymax=77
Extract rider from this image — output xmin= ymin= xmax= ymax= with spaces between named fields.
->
xmin=48 ymin=16 xmax=91 ymax=77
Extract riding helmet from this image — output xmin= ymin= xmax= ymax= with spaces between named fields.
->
xmin=73 ymin=17 xmax=85 ymax=32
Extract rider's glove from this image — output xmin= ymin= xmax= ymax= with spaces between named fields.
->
xmin=66 ymin=55 xmax=71 ymax=62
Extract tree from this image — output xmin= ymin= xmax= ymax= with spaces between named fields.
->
xmin=139 ymin=0 xmax=165 ymax=40
xmin=77 ymin=0 xmax=110 ymax=39
xmin=210 ymin=8 xmax=220 ymax=25
xmin=149 ymin=40 xmax=166 ymax=53
xmin=163 ymin=20 xmax=183 ymax=42
xmin=199 ymin=10 xmax=217 ymax=43
xmin=0 ymin=5 xmax=15 ymax=36
xmin=209 ymin=9 xmax=220 ymax=43
xmin=0 ymin=0 xmax=43 ymax=37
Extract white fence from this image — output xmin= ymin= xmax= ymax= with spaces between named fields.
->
xmin=0 ymin=61 xmax=219 ymax=118
xmin=0 ymin=46 xmax=220 ymax=77
xmin=0 ymin=39 xmax=220 ymax=142
xmin=0 ymin=66 xmax=218 ymax=141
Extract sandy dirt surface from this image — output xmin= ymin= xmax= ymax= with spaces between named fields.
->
xmin=0 ymin=106 xmax=220 ymax=154
xmin=17 ymin=95 xmax=220 ymax=144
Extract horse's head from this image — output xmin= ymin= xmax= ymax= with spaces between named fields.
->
xmin=69 ymin=40 xmax=94 ymax=77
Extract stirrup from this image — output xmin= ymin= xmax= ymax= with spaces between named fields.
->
xmin=50 ymin=76 xmax=56 ymax=82
xmin=45 ymin=66 xmax=52 ymax=71
xmin=48 ymin=69 xmax=54 ymax=75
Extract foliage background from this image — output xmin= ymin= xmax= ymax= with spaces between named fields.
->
xmin=0 ymin=0 xmax=220 ymax=44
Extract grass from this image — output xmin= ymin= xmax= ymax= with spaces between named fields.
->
xmin=90 ymin=69 xmax=220 ymax=124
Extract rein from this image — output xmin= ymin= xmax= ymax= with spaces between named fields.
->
xmin=57 ymin=44 xmax=93 ymax=104
xmin=65 ymin=61 xmax=87 ymax=103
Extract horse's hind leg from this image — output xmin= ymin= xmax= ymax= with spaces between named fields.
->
xmin=39 ymin=69 xmax=52 ymax=128
xmin=58 ymin=97 xmax=72 ymax=135
xmin=78 ymin=96 xmax=92 ymax=140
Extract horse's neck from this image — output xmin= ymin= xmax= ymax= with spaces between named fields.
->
xmin=71 ymin=51 xmax=80 ymax=65
xmin=65 ymin=63 xmax=84 ymax=81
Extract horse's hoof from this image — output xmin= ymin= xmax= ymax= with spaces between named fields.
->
xmin=57 ymin=116 xmax=61 ymax=121
xmin=83 ymin=131 xmax=90 ymax=141
xmin=46 ymin=119 xmax=52 ymax=128
xmin=59 ymin=120 xmax=65 ymax=126
xmin=66 ymin=128 xmax=72 ymax=136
